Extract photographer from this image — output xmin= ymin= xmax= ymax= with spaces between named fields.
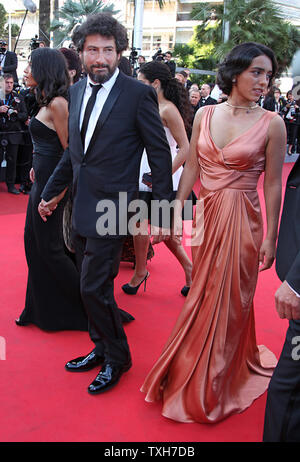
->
xmin=0 ymin=73 xmax=27 ymax=194
xmin=282 ymin=90 xmax=299 ymax=155
xmin=164 ymin=51 xmax=176 ymax=77
xmin=0 ymin=40 xmax=18 ymax=84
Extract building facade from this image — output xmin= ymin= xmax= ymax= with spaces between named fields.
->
xmin=1 ymin=0 xmax=299 ymax=61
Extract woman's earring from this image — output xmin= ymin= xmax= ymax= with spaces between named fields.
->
xmin=232 ymin=78 xmax=236 ymax=84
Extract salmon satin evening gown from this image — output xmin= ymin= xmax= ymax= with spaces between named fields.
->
xmin=141 ymin=106 xmax=278 ymax=423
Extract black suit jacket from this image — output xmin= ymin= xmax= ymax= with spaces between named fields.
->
xmin=199 ymin=96 xmax=217 ymax=107
xmin=165 ymin=60 xmax=176 ymax=78
xmin=276 ymin=157 xmax=300 ymax=294
xmin=263 ymin=96 xmax=285 ymax=114
xmin=2 ymin=51 xmax=18 ymax=83
xmin=42 ymin=71 xmax=173 ymax=238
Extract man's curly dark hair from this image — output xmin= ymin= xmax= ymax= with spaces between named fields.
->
xmin=72 ymin=13 xmax=128 ymax=54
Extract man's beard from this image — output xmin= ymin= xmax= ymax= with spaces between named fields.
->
xmin=84 ymin=63 xmax=117 ymax=84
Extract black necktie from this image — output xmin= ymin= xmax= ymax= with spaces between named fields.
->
xmin=81 ymin=83 xmax=102 ymax=149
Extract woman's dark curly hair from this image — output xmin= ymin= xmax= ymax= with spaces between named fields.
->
xmin=139 ymin=61 xmax=193 ymax=136
xmin=72 ymin=13 xmax=128 ymax=54
xmin=216 ymin=42 xmax=278 ymax=96
xmin=30 ymin=47 xmax=69 ymax=106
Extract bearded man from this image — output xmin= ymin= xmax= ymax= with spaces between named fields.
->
xmin=38 ymin=13 xmax=173 ymax=395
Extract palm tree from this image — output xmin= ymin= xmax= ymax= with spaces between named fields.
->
xmin=39 ymin=0 xmax=51 ymax=46
xmin=188 ymin=0 xmax=300 ymax=75
xmin=50 ymin=0 xmax=120 ymax=48
xmin=0 ymin=4 xmax=7 ymax=38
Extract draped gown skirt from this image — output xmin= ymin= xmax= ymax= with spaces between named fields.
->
xmin=141 ymin=106 xmax=278 ymax=423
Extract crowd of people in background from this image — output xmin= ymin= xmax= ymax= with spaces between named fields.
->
xmin=0 ymin=38 xmax=298 ymax=195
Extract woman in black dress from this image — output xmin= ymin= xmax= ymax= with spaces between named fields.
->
xmin=16 ymin=48 xmax=88 ymax=331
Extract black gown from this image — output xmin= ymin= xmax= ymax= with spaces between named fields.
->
xmin=17 ymin=118 xmax=88 ymax=331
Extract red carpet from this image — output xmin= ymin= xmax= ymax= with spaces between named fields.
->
xmin=0 ymin=166 xmax=293 ymax=442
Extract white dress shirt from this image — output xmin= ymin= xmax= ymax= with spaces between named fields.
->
xmin=287 ymin=282 xmax=300 ymax=298
xmin=80 ymin=67 xmax=119 ymax=153
xmin=0 ymin=52 xmax=6 ymax=75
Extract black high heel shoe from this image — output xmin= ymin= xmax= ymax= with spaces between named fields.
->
xmin=181 ymin=286 xmax=190 ymax=297
xmin=122 ymin=272 xmax=150 ymax=295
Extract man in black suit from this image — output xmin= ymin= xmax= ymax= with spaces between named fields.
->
xmin=164 ymin=51 xmax=176 ymax=77
xmin=0 ymin=73 xmax=27 ymax=193
xmin=189 ymin=89 xmax=201 ymax=114
xmin=199 ymin=83 xmax=217 ymax=107
xmin=38 ymin=13 xmax=173 ymax=395
xmin=0 ymin=41 xmax=18 ymax=84
xmin=263 ymin=154 xmax=300 ymax=441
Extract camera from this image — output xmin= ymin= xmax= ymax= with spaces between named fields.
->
xmin=152 ymin=48 xmax=165 ymax=62
xmin=0 ymin=93 xmax=20 ymax=125
xmin=129 ymin=47 xmax=140 ymax=67
xmin=6 ymin=107 xmax=17 ymax=122
xmin=30 ymin=35 xmax=41 ymax=51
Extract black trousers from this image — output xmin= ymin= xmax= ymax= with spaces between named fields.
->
xmin=285 ymin=121 xmax=298 ymax=146
xmin=4 ymin=143 xmax=19 ymax=187
xmin=73 ymin=233 xmax=130 ymax=366
xmin=263 ymin=320 xmax=300 ymax=442
xmin=17 ymin=143 xmax=33 ymax=188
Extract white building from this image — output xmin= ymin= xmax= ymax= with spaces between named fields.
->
xmin=2 ymin=0 xmax=300 ymax=53
xmin=1 ymin=0 xmax=299 ymax=80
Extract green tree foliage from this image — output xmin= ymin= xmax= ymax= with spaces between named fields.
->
xmin=175 ymin=0 xmax=300 ymax=76
xmin=50 ymin=0 xmax=120 ymax=47
xmin=5 ymin=24 xmax=20 ymax=38
xmin=0 ymin=3 xmax=20 ymax=44
xmin=0 ymin=3 xmax=7 ymax=38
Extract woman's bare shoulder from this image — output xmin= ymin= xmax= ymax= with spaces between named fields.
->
xmin=193 ymin=105 xmax=208 ymax=125
xmin=49 ymin=96 xmax=68 ymax=109
xmin=49 ymin=96 xmax=68 ymax=116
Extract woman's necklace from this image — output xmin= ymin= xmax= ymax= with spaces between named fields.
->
xmin=225 ymin=101 xmax=259 ymax=114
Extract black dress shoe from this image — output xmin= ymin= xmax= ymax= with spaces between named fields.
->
xmin=19 ymin=185 xmax=29 ymax=195
xmin=7 ymin=186 xmax=20 ymax=195
xmin=65 ymin=350 xmax=105 ymax=372
xmin=88 ymin=360 xmax=132 ymax=395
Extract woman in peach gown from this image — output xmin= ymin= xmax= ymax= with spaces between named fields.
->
xmin=141 ymin=42 xmax=287 ymax=423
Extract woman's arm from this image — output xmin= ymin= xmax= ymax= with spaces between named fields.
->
xmin=172 ymin=109 xmax=203 ymax=240
xmin=39 ymin=96 xmax=70 ymax=219
xmin=50 ymin=97 xmax=69 ymax=150
xmin=175 ymin=109 xmax=203 ymax=206
xmin=163 ymin=104 xmax=189 ymax=175
xmin=259 ymin=114 xmax=286 ymax=271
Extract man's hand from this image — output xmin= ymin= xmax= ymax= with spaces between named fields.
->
xmin=38 ymin=188 xmax=68 ymax=222
xmin=0 ymin=105 xmax=8 ymax=113
xmin=150 ymin=225 xmax=171 ymax=245
xmin=275 ymin=280 xmax=300 ymax=320
xmin=38 ymin=198 xmax=58 ymax=222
